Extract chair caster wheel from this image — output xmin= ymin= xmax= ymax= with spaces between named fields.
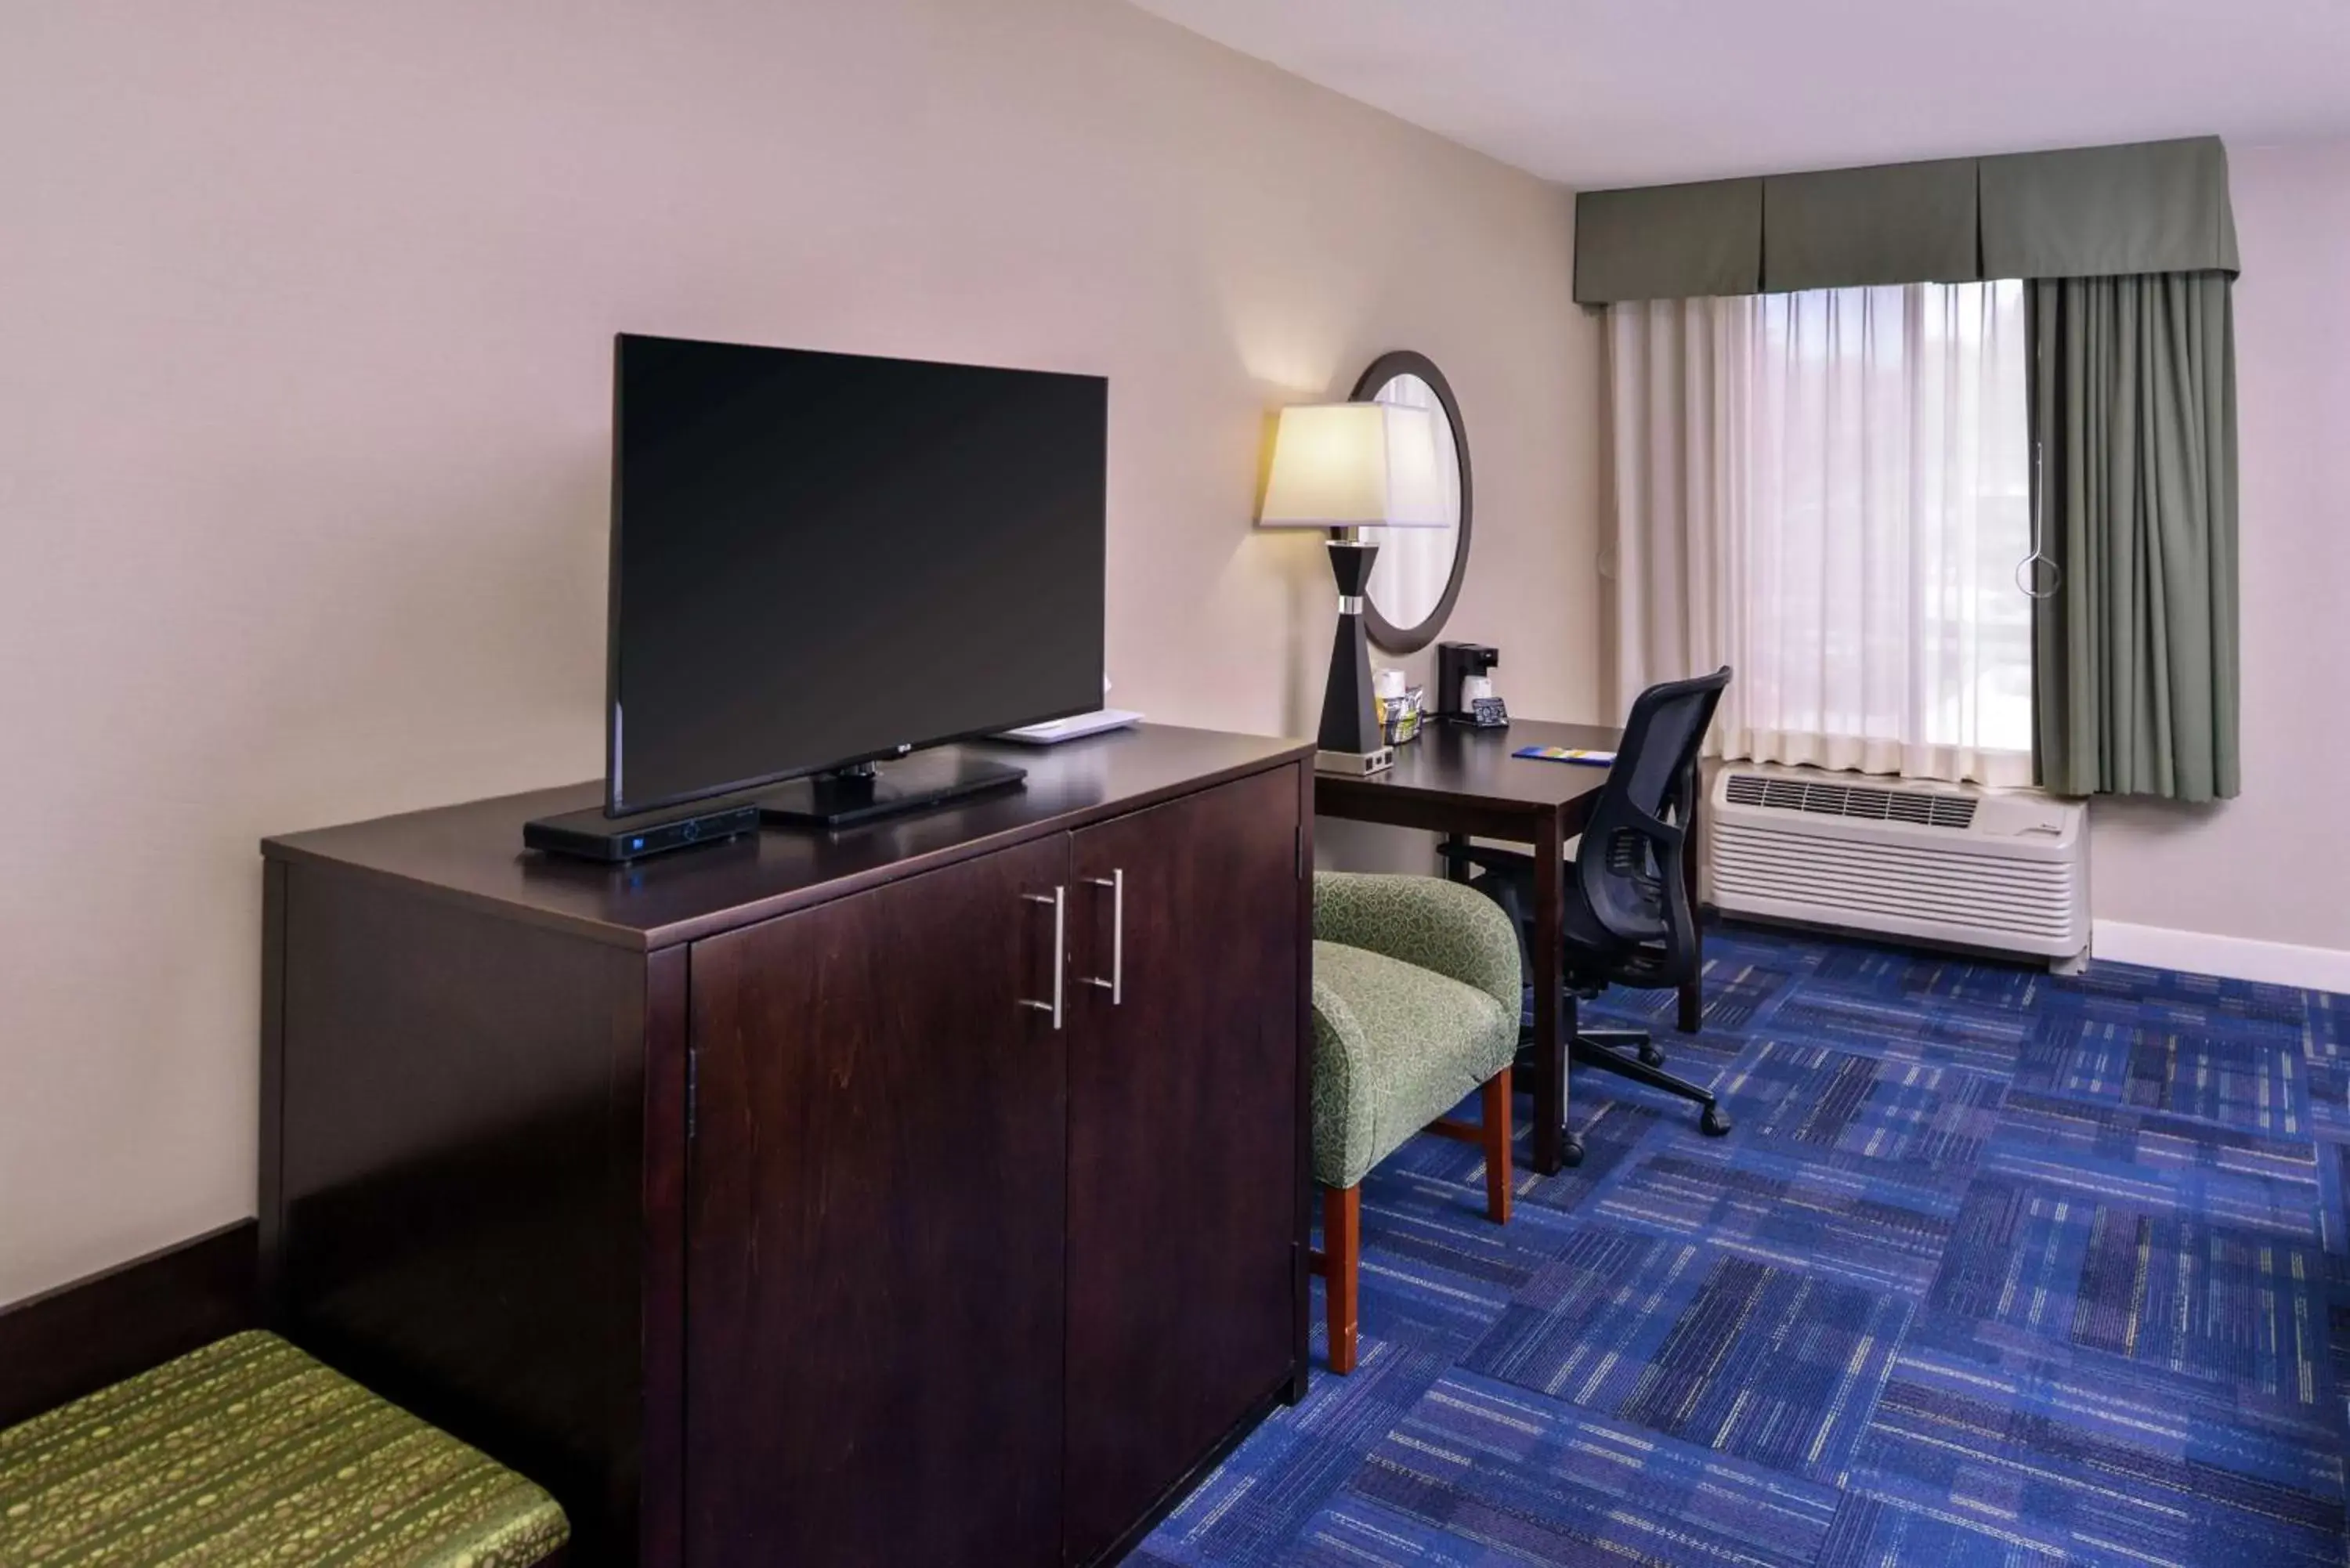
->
xmin=1560 ymin=1133 xmax=1586 ymax=1168
xmin=1699 ymin=1105 xmax=1732 ymax=1137
xmin=1639 ymin=1042 xmax=1665 ymax=1066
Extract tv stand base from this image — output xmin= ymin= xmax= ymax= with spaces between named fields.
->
xmin=758 ymin=748 xmax=1026 ymax=829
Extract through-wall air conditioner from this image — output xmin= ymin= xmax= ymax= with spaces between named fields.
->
xmin=1705 ymin=764 xmax=2088 ymax=963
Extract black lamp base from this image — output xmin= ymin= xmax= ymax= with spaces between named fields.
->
xmin=1314 ymin=538 xmax=1391 ymax=776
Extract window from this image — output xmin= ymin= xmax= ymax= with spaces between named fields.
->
xmin=1744 ymin=280 xmax=2032 ymax=782
xmin=1607 ymin=280 xmax=2034 ymax=787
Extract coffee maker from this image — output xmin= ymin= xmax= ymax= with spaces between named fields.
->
xmin=1436 ymin=641 xmax=1503 ymax=724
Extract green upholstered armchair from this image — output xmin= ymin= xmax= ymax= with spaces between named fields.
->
xmin=1309 ymin=871 xmax=1522 ymax=1372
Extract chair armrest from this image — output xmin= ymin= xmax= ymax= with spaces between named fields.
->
xmin=1308 ymin=966 xmax=1379 ymax=1188
xmin=1311 ymin=872 xmax=1523 ymax=1016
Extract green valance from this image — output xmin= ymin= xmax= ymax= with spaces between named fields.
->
xmin=1980 ymin=138 xmax=2239 ymax=280
xmin=1762 ymin=157 xmax=1977 ymax=291
xmin=1573 ymin=135 xmax=2239 ymax=303
xmin=1572 ymin=178 xmax=1761 ymax=304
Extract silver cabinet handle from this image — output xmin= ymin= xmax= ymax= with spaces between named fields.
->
xmin=1081 ymin=869 xmax=1124 ymax=1005
xmin=1018 ymin=887 xmax=1065 ymax=1029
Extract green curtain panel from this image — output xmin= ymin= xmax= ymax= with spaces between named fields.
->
xmin=2030 ymin=272 xmax=2240 ymax=801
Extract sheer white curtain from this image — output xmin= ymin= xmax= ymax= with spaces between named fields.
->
xmin=1609 ymin=280 xmax=2032 ymax=786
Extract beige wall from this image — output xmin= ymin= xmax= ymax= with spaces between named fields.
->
xmin=0 ymin=1 xmax=1600 ymax=1302
xmin=2088 ymin=140 xmax=2350 ymax=958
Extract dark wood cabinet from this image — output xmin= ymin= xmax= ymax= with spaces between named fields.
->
xmin=685 ymin=836 xmax=1071 ymax=1566
xmin=259 ymin=727 xmax=1313 ymax=1567
xmin=1063 ymin=768 xmax=1306 ymax=1564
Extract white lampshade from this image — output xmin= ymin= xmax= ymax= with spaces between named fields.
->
xmin=1257 ymin=402 xmax=1449 ymax=529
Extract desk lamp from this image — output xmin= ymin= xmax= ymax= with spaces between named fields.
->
xmin=1257 ymin=401 xmax=1447 ymax=775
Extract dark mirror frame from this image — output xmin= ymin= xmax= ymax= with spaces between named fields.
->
xmin=1350 ymin=350 xmax=1472 ymax=654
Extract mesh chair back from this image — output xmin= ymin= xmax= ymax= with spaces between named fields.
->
xmin=1578 ymin=667 xmax=1731 ymax=973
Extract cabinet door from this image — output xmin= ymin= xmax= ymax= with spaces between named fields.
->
xmin=1063 ymin=767 xmax=1306 ymax=1563
xmin=684 ymin=835 xmax=1071 ymax=1567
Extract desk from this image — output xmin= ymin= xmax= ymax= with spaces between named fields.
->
xmin=1313 ymin=717 xmax=1703 ymax=1175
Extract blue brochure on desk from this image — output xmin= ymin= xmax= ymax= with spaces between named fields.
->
xmin=1513 ymin=745 xmax=1616 ymax=765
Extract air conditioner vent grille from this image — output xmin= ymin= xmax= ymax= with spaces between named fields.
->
xmin=1710 ymin=765 xmax=2084 ymax=960
xmin=1723 ymin=771 xmax=1976 ymax=829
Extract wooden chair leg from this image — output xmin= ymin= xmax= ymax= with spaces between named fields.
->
xmin=1308 ymin=1184 xmax=1361 ymax=1375
xmin=1427 ymin=1068 xmax=1517 ymax=1227
xmin=1481 ymin=1068 xmax=1513 ymax=1224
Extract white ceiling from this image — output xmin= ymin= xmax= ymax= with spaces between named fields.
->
xmin=1129 ymin=0 xmax=2350 ymax=189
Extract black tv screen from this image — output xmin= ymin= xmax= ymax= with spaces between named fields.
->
xmin=607 ymin=334 xmax=1107 ymax=815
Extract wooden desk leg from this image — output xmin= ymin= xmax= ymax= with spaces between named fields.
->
xmin=1440 ymin=833 xmax=1471 ymax=883
xmin=1531 ymin=810 xmax=1578 ymax=1172
xmin=1678 ymin=780 xmax=1705 ymax=1035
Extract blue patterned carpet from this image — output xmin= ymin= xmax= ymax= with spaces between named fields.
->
xmin=1135 ymin=923 xmax=2350 ymax=1567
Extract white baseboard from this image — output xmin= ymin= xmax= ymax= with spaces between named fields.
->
xmin=2091 ymin=919 xmax=2350 ymax=995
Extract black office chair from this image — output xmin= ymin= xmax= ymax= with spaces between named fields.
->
xmin=1443 ymin=667 xmax=1734 ymax=1155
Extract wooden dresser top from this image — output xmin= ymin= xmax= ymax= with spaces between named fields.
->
xmin=262 ymin=724 xmax=1310 ymax=951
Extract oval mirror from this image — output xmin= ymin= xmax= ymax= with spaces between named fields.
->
xmin=1350 ymin=352 xmax=1470 ymax=653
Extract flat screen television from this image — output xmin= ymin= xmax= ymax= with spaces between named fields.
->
xmin=606 ymin=333 xmax=1107 ymax=820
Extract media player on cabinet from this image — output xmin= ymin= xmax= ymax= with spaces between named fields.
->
xmin=260 ymin=724 xmax=1314 ymax=1566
